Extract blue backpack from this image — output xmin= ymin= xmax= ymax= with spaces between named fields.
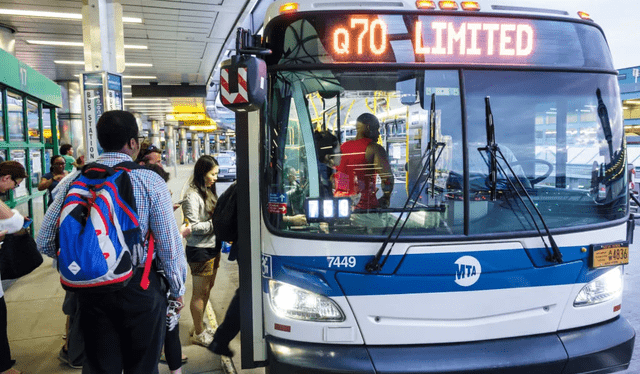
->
xmin=56 ymin=161 xmax=153 ymax=293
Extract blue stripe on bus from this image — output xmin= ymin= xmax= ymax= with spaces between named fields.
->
xmin=264 ymin=251 xmax=616 ymax=297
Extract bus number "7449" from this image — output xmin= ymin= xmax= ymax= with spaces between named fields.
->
xmin=327 ymin=256 xmax=356 ymax=268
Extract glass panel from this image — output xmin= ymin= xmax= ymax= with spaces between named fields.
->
xmin=0 ymin=150 xmax=6 ymax=202
xmin=464 ymin=71 xmax=625 ymax=233
xmin=13 ymin=203 xmax=29 ymax=226
xmin=43 ymin=107 xmax=52 ymax=144
xmin=30 ymin=150 xmax=42 ymax=191
xmin=0 ymin=91 xmax=4 ymax=142
xmin=32 ymin=196 xmax=44 ymax=237
xmin=27 ymin=100 xmax=39 ymax=142
xmin=10 ymin=149 xmax=27 ymax=198
xmin=44 ymin=149 xmax=53 ymax=174
xmin=7 ymin=92 xmax=25 ymax=142
xmin=266 ymin=69 xmax=463 ymax=237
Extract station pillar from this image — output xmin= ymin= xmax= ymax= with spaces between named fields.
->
xmin=179 ymin=127 xmax=188 ymax=164
xmin=226 ymin=134 xmax=232 ymax=151
xmin=215 ymin=134 xmax=221 ymax=153
xmin=150 ymin=120 xmax=161 ymax=147
xmin=164 ymin=124 xmax=177 ymax=167
xmin=191 ymin=132 xmax=200 ymax=162
xmin=204 ymin=133 xmax=211 ymax=155
xmin=57 ymin=81 xmax=84 ymax=154
xmin=0 ymin=25 xmax=15 ymax=56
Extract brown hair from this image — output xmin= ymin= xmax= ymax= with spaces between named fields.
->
xmin=0 ymin=161 xmax=27 ymax=179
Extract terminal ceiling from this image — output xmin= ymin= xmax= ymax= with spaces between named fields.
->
xmin=0 ymin=0 xmax=260 ymax=130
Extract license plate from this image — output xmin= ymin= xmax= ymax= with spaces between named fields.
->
xmin=591 ymin=242 xmax=629 ymax=268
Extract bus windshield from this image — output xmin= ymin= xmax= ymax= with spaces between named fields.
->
xmin=262 ymin=14 xmax=626 ymax=238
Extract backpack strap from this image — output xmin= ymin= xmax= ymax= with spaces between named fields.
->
xmin=113 ymin=161 xmax=143 ymax=173
xmin=113 ymin=161 xmax=153 ymax=290
xmin=140 ymin=231 xmax=155 ymax=290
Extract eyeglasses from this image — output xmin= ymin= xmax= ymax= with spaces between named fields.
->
xmin=11 ymin=178 xmax=23 ymax=188
xmin=53 ymin=162 xmax=66 ymax=166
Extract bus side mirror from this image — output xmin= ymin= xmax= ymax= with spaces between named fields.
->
xmin=220 ymin=55 xmax=267 ymax=112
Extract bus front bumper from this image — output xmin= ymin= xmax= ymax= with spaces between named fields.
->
xmin=266 ymin=316 xmax=635 ymax=374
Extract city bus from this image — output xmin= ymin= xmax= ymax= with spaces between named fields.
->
xmin=224 ymin=1 xmax=636 ymax=373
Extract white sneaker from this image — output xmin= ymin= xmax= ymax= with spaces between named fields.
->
xmin=192 ymin=329 xmax=213 ymax=347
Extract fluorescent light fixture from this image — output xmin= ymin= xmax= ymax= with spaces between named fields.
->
xmin=0 ymin=9 xmax=141 ymax=23
xmin=123 ymin=75 xmax=157 ymax=79
xmin=54 ymin=60 xmax=84 ymax=65
xmin=27 ymin=40 xmax=83 ymax=47
xmin=123 ymin=85 xmax=132 ymax=88
xmin=27 ymin=40 xmax=148 ymax=49
xmin=125 ymin=63 xmax=153 ymax=67
xmin=124 ymin=98 xmax=169 ymax=101
xmin=124 ymin=44 xmax=148 ymax=50
xmin=54 ymin=61 xmax=153 ymax=67
xmin=124 ymin=92 xmax=132 ymax=96
xmin=122 ymin=17 xmax=142 ymax=23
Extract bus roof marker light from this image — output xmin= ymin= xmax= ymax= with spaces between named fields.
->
xmin=279 ymin=2 xmax=299 ymax=14
xmin=577 ymin=11 xmax=592 ymax=21
xmin=416 ymin=0 xmax=436 ymax=9
xmin=461 ymin=1 xmax=480 ymax=11
xmin=438 ymin=1 xmax=458 ymax=10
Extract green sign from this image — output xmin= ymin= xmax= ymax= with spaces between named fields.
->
xmin=0 ymin=48 xmax=62 ymax=107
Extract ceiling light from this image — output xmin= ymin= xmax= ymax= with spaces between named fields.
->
xmin=54 ymin=60 xmax=84 ymax=65
xmin=123 ymin=75 xmax=157 ymax=79
xmin=0 ymin=9 xmax=141 ymax=23
xmin=124 ymin=98 xmax=169 ymax=101
xmin=125 ymin=63 xmax=153 ymax=67
xmin=124 ymin=44 xmax=148 ymax=50
xmin=27 ymin=40 xmax=83 ymax=47
xmin=55 ymin=61 xmax=153 ymax=67
xmin=26 ymin=40 xmax=148 ymax=49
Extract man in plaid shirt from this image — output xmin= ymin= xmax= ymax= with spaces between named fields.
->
xmin=37 ymin=110 xmax=187 ymax=374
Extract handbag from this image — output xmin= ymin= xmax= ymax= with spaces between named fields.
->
xmin=0 ymin=232 xmax=43 ymax=280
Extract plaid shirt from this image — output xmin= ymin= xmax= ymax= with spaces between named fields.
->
xmin=36 ymin=152 xmax=187 ymax=297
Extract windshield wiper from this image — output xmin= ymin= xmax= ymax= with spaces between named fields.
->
xmin=596 ymin=88 xmax=614 ymax=161
xmin=479 ymin=97 xmax=563 ymax=264
xmin=366 ymin=94 xmax=445 ymax=273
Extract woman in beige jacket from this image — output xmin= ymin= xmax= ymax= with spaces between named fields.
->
xmin=179 ymin=155 xmax=220 ymax=347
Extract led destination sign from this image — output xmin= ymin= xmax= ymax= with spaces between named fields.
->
xmin=261 ymin=14 xmax=612 ymax=69
xmin=332 ymin=18 xmax=534 ymax=59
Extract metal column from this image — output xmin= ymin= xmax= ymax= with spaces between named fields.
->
xmin=204 ymin=133 xmax=211 ymax=155
xmin=179 ymin=127 xmax=188 ymax=164
xmin=215 ymin=133 xmax=221 ymax=153
xmin=150 ymin=120 xmax=161 ymax=147
xmin=164 ymin=124 xmax=177 ymax=167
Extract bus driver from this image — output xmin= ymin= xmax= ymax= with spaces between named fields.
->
xmin=335 ymin=113 xmax=394 ymax=209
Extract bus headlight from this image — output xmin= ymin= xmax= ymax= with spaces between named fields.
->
xmin=574 ymin=266 xmax=623 ymax=307
xmin=268 ymin=280 xmax=345 ymax=322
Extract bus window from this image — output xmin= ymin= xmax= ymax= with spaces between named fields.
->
xmin=464 ymin=70 xmax=626 ymax=234
xmin=266 ymin=70 xmax=464 ymax=236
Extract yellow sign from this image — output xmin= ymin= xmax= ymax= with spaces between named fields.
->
xmin=166 ymin=113 xmax=207 ymax=121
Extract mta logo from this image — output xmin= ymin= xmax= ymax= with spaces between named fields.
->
xmin=454 ymin=256 xmax=481 ymax=287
